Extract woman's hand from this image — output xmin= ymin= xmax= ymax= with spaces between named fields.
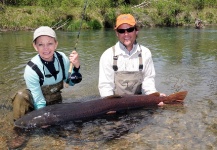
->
xmin=69 ymin=50 xmax=80 ymax=68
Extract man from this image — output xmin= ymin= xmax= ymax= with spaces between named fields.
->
xmin=98 ymin=14 xmax=165 ymax=99
xmin=12 ymin=26 xmax=81 ymax=121
xmin=195 ymin=18 xmax=203 ymax=29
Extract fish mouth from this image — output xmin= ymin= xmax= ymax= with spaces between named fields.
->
xmin=14 ymin=120 xmax=36 ymax=129
xmin=14 ymin=123 xmax=28 ymax=129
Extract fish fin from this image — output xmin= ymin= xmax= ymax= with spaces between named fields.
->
xmin=149 ymin=92 xmax=161 ymax=97
xmin=164 ymin=91 xmax=188 ymax=104
xmin=103 ymin=95 xmax=122 ymax=99
xmin=41 ymin=125 xmax=50 ymax=128
xmin=106 ymin=111 xmax=117 ymax=114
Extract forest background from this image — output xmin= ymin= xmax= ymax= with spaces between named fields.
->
xmin=0 ymin=0 xmax=216 ymax=31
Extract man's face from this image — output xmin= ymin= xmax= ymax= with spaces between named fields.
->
xmin=115 ymin=23 xmax=138 ymax=51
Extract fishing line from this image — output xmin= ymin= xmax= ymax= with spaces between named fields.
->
xmin=74 ymin=0 xmax=88 ymax=51
xmin=65 ymin=0 xmax=88 ymax=87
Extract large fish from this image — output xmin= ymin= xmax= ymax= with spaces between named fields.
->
xmin=14 ymin=91 xmax=187 ymax=129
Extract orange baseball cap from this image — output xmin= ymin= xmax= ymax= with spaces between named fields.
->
xmin=114 ymin=14 xmax=136 ymax=29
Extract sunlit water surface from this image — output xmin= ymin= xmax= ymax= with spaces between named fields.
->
xmin=0 ymin=26 xmax=217 ymax=149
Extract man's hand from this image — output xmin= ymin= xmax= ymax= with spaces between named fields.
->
xmin=158 ymin=93 xmax=166 ymax=106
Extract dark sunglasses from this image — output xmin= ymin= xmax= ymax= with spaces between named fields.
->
xmin=117 ymin=26 xmax=135 ymax=34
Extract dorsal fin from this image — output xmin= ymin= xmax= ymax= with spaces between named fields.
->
xmin=149 ymin=92 xmax=160 ymax=97
xmin=103 ymin=95 xmax=122 ymax=99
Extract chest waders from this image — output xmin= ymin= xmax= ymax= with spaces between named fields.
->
xmin=41 ymin=80 xmax=63 ymax=105
xmin=12 ymin=52 xmax=65 ymax=120
xmin=27 ymin=51 xmax=66 ymax=104
xmin=112 ymin=45 xmax=143 ymax=95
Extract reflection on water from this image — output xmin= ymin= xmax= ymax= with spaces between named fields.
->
xmin=0 ymin=26 xmax=217 ymax=149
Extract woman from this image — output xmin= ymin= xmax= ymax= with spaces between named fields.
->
xmin=12 ymin=26 xmax=81 ymax=121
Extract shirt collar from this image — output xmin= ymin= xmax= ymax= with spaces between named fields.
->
xmin=116 ymin=41 xmax=139 ymax=56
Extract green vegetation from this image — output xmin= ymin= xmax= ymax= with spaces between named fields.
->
xmin=0 ymin=0 xmax=216 ymax=31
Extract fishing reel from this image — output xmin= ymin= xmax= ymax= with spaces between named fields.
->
xmin=69 ymin=72 xmax=82 ymax=84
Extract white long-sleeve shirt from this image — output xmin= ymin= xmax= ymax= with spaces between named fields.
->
xmin=98 ymin=41 xmax=157 ymax=97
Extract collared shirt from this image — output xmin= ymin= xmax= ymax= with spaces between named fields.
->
xmin=24 ymin=51 xmax=75 ymax=109
xmin=98 ymin=41 xmax=157 ymax=97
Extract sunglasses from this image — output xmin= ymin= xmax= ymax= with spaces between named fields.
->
xmin=117 ymin=26 xmax=135 ymax=34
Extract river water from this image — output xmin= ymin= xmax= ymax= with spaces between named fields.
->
xmin=0 ymin=26 xmax=217 ymax=149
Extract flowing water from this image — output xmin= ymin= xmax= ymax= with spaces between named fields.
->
xmin=0 ymin=26 xmax=217 ymax=150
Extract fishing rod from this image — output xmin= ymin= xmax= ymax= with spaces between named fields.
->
xmin=65 ymin=0 xmax=88 ymax=87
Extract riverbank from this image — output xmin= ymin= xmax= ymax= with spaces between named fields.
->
xmin=0 ymin=3 xmax=216 ymax=31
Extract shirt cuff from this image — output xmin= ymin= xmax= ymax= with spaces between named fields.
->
xmin=73 ymin=66 xmax=80 ymax=72
xmin=100 ymin=91 xmax=114 ymax=98
xmin=35 ymin=103 xmax=46 ymax=110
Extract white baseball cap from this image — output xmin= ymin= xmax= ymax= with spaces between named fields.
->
xmin=33 ymin=26 xmax=57 ymax=42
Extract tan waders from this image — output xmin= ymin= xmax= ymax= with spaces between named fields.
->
xmin=12 ymin=89 xmax=34 ymax=121
xmin=12 ymin=81 xmax=63 ymax=121
xmin=114 ymin=71 xmax=143 ymax=95
xmin=112 ymin=45 xmax=143 ymax=95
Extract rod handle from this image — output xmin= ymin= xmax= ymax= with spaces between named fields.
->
xmin=65 ymin=63 xmax=73 ymax=88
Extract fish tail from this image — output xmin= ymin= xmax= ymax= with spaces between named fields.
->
xmin=163 ymin=91 xmax=188 ymax=104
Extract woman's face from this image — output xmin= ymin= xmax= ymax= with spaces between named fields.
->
xmin=115 ymin=23 xmax=138 ymax=51
xmin=33 ymin=36 xmax=58 ymax=62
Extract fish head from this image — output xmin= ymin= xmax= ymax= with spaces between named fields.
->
xmin=14 ymin=112 xmax=57 ymax=129
xmin=14 ymin=115 xmax=45 ymax=129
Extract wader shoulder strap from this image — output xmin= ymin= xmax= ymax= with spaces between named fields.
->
xmin=138 ymin=45 xmax=143 ymax=71
xmin=55 ymin=51 xmax=66 ymax=80
xmin=112 ymin=46 xmax=118 ymax=71
xmin=27 ymin=52 xmax=65 ymax=86
xmin=27 ymin=61 xmax=44 ymax=86
xmin=113 ymin=45 xmax=143 ymax=71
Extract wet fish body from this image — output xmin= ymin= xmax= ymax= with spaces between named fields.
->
xmin=14 ymin=91 xmax=187 ymax=129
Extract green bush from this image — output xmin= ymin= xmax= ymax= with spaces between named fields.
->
xmin=153 ymin=1 xmax=184 ymax=26
xmin=183 ymin=12 xmax=191 ymax=23
xmin=205 ymin=12 xmax=214 ymax=23
xmin=67 ymin=20 xmax=82 ymax=30
xmin=204 ymin=0 xmax=217 ymax=7
xmin=88 ymin=19 xmax=102 ymax=29
xmin=103 ymin=9 xmax=116 ymax=28
xmin=191 ymin=0 xmax=205 ymax=10
xmin=61 ymin=0 xmax=82 ymax=8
